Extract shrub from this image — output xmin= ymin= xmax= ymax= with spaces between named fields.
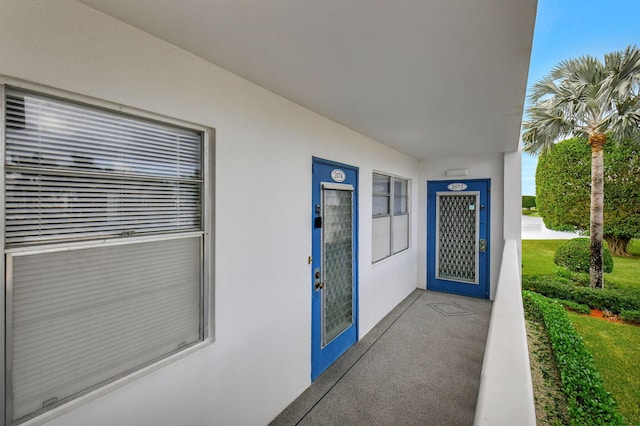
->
xmin=554 ymin=268 xmax=590 ymax=287
xmin=620 ymin=310 xmax=640 ymax=325
xmin=523 ymin=291 xmax=624 ymax=425
xmin=554 ymin=238 xmax=614 ymax=273
xmin=522 ymin=195 xmax=536 ymax=209
xmin=522 ymin=275 xmax=640 ymax=314
xmin=559 ymin=300 xmax=591 ymax=314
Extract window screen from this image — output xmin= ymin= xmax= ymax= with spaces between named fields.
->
xmin=4 ymin=87 xmax=208 ymax=424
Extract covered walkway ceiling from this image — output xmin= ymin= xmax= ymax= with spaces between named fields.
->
xmin=78 ymin=0 xmax=537 ymax=160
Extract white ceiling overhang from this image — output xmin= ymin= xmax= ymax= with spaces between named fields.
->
xmin=77 ymin=0 xmax=537 ymax=160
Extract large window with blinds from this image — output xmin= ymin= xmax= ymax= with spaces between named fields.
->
xmin=372 ymin=172 xmax=409 ymax=263
xmin=3 ymin=87 xmax=210 ymax=424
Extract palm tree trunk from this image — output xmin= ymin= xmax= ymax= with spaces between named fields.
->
xmin=589 ymin=133 xmax=606 ymax=288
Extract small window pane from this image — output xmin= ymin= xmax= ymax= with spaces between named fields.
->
xmin=393 ymin=179 xmax=408 ymax=215
xmin=372 ymin=173 xmax=390 ymax=195
xmin=392 ymin=213 xmax=409 ymax=253
xmin=373 ymin=195 xmax=390 ymax=216
xmin=372 ymin=216 xmax=391 ymax=262
xmin=393 ymin=195 xmax=407 ymax=215
xmin=394 ymin=179 xmax=407 ymax=197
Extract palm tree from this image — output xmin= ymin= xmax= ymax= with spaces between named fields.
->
xmin=522 ymin=46 xmax=640 ymax=288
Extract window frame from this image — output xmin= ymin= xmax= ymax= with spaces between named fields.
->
xmin=372 ymin=171 xmax=410 ymax=263
xmin=0 ymin=81 xmax=214 ymax=425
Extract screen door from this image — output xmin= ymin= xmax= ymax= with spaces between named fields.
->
xmin=427 ymin=179 xmax=489 ymax=298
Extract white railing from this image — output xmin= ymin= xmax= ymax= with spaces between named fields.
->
xmin=473 ymin=239 xmax=536 ymax=426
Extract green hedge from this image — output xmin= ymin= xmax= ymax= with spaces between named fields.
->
xmin=620 ymin=310 xmax=640 ymax=325
xmin=558 ymin=299 xmax=591 ymax=314
xmin=554 ymin=238 xmax=614 ymax=273
xmin=522 ymin=275 xmax=640 ymax=314
xmin=523 ymin=291 xmax=624 ymax=425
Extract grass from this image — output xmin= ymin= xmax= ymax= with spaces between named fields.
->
xmin=522 ymin=208 xmax=540 ymax=217
xmin=522 ymin=240 xmax=566 ymax=276
xmin=606 ymin=240 xmax=640 ymax=293
xmin=568 ymin=312 xmax=640 ymax=424
xmin=523 ymin=239 xmax=640 ymax=293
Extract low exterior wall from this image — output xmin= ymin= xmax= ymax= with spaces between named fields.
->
xmin=473 ymin=239 xmax=535 ymax=426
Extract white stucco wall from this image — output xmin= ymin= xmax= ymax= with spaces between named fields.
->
xmin=417 ymin=154 xmax=506 ymax=300
xmin=0 ymin=1 xmax=419 ymax=425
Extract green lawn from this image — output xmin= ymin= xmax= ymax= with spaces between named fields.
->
xmin=522 ymin=239 xmax=640 ymax=292
xmin=607 ymin=240 xmax=640 ymax=293
xmin=568 ymin=312 xmax=640 ymax=424
xmin=522 ymin=240 xmax=566 ymax=276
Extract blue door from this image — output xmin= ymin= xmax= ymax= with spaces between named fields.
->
xmin=427 ymin=179 xmax=490 ymax=299
xmin=311 ymin=157 xmax=358 ymax=381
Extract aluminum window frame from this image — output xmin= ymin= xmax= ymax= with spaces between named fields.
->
xmin=372 ymin=171 xmax=410 ymax=263
xmin=0 ymin=81 xmax=214 ymax=425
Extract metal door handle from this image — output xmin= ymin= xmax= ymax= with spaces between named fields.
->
xmin=479 ymin=239 xmax=487 ymax=252
xmin=315 ymin=282 xmax=325 ymax=290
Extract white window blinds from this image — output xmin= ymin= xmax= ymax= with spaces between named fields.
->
xmin=5 ymin=89 xmax=202 ymax=246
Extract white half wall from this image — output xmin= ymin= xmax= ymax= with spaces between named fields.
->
xmin=0 ymin=1 xmax=419 ymax=425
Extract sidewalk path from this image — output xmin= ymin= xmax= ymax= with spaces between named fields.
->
xmin=522 ymin=215 xmax=581 ymax=240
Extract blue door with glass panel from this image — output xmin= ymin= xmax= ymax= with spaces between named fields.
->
xmin=427 ymin=179 xmax=490 ymax=299
xmin=311 ymin=157 xmax=358 ymax=381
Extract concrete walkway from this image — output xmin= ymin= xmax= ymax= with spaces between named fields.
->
xmin=271 ymin=289 xmax=492 ymax=426
xmin=521 ymin=215 xmax=580 ymax=240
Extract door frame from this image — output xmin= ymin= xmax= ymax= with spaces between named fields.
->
xmin=426 ymin=178 xmax=490 ymax=299
xmin=311 ymin=157 xmax=359 ymax=381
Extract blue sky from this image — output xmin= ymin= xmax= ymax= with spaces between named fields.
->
xmin=521 ymin=0 xmax=640 ymax=195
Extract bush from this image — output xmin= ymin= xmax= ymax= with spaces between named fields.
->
xmin=554 ymin=238 xmax=613 ymax=273
xmin=620 ymin=310 xmax=640 ymax=325
xmin=522 ymin=275 xmax=640 ymax=314
xmin=522 ymin=195 xmax=536 ymax=209
xmin=554 ymin=268 xmax=590 ymax=287
xmin=523 ymin=291 xmax=624 ymax=425
xmin=559 ymin=300 xmax=591 ymax=314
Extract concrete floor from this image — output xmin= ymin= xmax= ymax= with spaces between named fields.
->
xmin=271 ymin=289 xmax=492 ymax=426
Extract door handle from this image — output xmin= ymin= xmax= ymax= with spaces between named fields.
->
xmin=314 ymin=268 xmax=324 ymax=290
xmin=479 ymin=239 xmax=487 ymax=252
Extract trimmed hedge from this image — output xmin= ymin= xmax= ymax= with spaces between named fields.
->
xmin=523 ymin=291 xmax=624 ymax=425
xmin=559 ymin=300 xmax=591 ymax=314
xmin=620 ymin=310 xmax=640 ymax=325
xmin=554 ymin=238 xmax=614 ymax=273
xmin=522 ymin=275 xmax=640 ymax=314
